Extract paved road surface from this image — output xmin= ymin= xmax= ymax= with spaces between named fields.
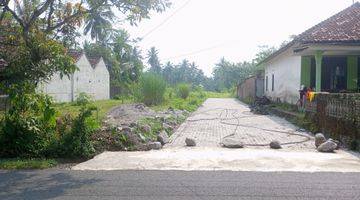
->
xmin=167 ymin=98 xmax=314 ymax=149
xmin=1 ymin=170 xmax=360 ymax=200
xmin=73 ymin=98 xmax=360 ymax=171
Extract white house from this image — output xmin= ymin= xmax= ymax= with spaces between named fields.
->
xmin=262 ymin=3 xmax=360 ymax=104
xmin=38 ymin=50 xmax=110 ymax=102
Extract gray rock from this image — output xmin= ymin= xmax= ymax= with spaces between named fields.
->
xmin=148 ymin=142 xmax=162 ymax=150
xmin=141 ymin=125 xmax=151 ymax=133
xmin=157 ymin=131 xmax=170 ymax=145
xmin=328 ymin=138 xmax=340 ymax=150
xmin=270 ymin=140 xmax=282 ymax=149
xmin=317 ymin=140 xmax=337 ymax=152
xmin=315 ymin=133 xmax=326 ymax=147
xmin=163 ymin=123 xmax=174 ymax=131
xmin=185 ymin=138 xmax=196 ymax=147
xmin=221 ymin=137 xmax=244 ymax=148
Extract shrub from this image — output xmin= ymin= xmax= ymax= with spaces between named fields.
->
xmin=0 ymin=92 xmax=56 ymax=158
xmin=52 ymin=105 xmax=99 ymax=158
xmin=177 ymin=83 xmax=191 ymax=99
xmin=74 ymin=92 xmax=93 ymax=106
xmin=139 ymin=73 xmax=166 ymax=105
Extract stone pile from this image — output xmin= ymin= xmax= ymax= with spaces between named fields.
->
xmin=249 ymin=96 xmax=271 ymax=115
xmin=94 ymin=106 xmax=189 ymax=152
xmin=315 ymin=133 xmax=339 ymax=153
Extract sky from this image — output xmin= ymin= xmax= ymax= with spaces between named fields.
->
xmin=125 ymin=0 xmax=357 ymax=76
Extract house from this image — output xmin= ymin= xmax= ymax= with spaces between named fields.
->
xmin=38 ymin=50 xmax=110 ymax=102
xmin=261 ymin=3 xmax=360 ymax=104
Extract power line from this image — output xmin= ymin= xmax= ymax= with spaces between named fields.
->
xmin=141 ymin=0 xmax=192 ymax=39
xmin=162 ymin=41 xmax=239 ymax=61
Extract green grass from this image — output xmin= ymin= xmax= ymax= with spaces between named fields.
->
xmin=0 ymin=158 xmax=58 ymax=170
xmin=53 ymin=99 xmax=134 ymax=120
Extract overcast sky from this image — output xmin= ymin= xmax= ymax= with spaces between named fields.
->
xmin=126 ymin=0 xmax=357 ymax=76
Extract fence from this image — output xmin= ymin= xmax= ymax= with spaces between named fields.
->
xmin=305 ymin=93 xmax=360 ymax=148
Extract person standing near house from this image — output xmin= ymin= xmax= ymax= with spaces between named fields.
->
xmin=298 ymin=85 xmax=307 ymax=110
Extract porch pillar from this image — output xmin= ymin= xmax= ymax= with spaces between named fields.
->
xmin=315 ymin=51 xmax=323 ymax=92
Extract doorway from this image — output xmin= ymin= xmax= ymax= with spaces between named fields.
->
xmin=321 ymin=57 xmax=347 ymax=92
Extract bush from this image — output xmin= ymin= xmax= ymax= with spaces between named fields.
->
xmin=177 ymin=83 xmax=191 ymax=99
xmin=139 ymin=73 xmax=166 ymax=106
xmin=51 ymin=105 xmax=99 ymax=158
xmin=74 ymin=92 xmax=93 ymax=106
xmin=0 ymin=93 xmax=56 ymax=158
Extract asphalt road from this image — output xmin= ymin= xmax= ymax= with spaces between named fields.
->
xmin=1 ymin=170 xmax=360 ymax=200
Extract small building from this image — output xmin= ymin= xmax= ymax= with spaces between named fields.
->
xmin=237 ymin=71 xmax=264 ymax=101
xmin=38 ymin=50 xmax=110 ymax=102
xmin=261 ymin=3 xmax=360 ymax=104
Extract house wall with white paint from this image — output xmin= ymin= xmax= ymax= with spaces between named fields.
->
xmin=38 ymin=53 xmax=110 ymax=102
xmin=264 ymin=49 xmax=301 ymax=104
xmin=91 ymin=59 xmax=110 ymax=100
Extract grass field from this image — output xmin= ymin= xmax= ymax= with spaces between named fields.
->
xmin=0 ymin=158 xmax=57 ymax=170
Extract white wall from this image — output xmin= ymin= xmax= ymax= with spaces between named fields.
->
xmin=38 ymin=74 xmax=72 ymax=102
xmin=91 ymin=58 xmax=110 ymax=100
xmin=73 ymin=55 xmax=96 ymax=99
xmin=39 ymin=54 xmax=110 ymax=102
xmin=264 ymin=49 xmax=301 ymax=104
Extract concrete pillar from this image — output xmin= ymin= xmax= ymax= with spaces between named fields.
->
xmin=315 ymin=51 xmax=323 ymax=92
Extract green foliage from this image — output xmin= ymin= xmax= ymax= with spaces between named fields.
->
xmin=52 ymin=105 xmax=99 ymax=158
xmin=75 ymin=92 xmax=93 ymax=106
xmin=147 ymin=47 xmax=162 ymax=74
xmin=139 ymin=73 xmax=166 ymax=106
xmin=350 ymin=140 xmax=359 ymax=151
xmin=177 ymin=83 xmax=191 ymax=99
xmin=0 ymin=91 xmax=56 ymax=158
xmin=0 ymin=158 xmax=57 ymax=170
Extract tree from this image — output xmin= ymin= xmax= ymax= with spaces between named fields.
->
xmin=212 ymin=58 xmax=255 ymax=91
xmin=252 ymin=45 xmax=277 ymax=65
xmin=84 ymin=29 xmax=144 ymax=97
xmin=0 ymin=0 xmax=171 ymax=92
xmin=84 ymin=1 xmax=114 ymax=44
xmin=147 ymin=47 xmax=162 ymax=74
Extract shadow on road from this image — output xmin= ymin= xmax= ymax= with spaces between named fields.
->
xmin=0 ymin=170 xmax=100 ymax=200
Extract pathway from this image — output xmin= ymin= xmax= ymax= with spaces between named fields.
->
xmin=73 ymin=98 xmax=360 ymax=171
xmin=167 ymin=98 xmax=313 ymax=149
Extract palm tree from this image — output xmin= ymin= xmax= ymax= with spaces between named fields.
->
xmin=147 ymin=47 xmax=161 ymax=74
xmin=84 ymin=3 xmax=114 ymax=44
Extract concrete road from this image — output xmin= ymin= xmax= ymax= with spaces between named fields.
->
xmin=1 ymin=170 xmax=360 ymax=200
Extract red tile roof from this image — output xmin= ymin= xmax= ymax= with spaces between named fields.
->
xmin=68 ymin=50 xmax=84 ymax=62
xmin=260 ymin=3 xmax=360 ymax=65
xmin=297 ymin=2 xmax=360 ymax=44
xmin=86 ymin=56 xmax=102 ymax=68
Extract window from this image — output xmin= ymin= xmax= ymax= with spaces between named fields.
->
xmin=265 ymin=76 xmax=268 ymax=91
xmin=271 ymin=74 xmax=274 ymax=91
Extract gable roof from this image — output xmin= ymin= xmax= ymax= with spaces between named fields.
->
xmin=67 ymin=50 xmax=103 ymax=68
xmin=86 ymin=55 xmax=102 ymax=68
xmin=297 ymin=2 xmax=360 ymax=44
xmin=260 ymin=3 xmax=360 ymax=65
xmin=68 ymin=50 xmax=84 ymax=62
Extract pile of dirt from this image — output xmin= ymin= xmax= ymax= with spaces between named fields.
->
xmin=92 ymin=104 xmax=189 ymax=152
xmin=250 ymin=96 xmax=271 ymax=115
xmin=105 ymin=104 xmax=158 ymax=126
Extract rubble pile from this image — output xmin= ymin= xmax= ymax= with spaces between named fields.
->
xmin=92 ymin=104 xmax=188 ymax=152
xmin=249 ymin=96 xmax=271 ymax=115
